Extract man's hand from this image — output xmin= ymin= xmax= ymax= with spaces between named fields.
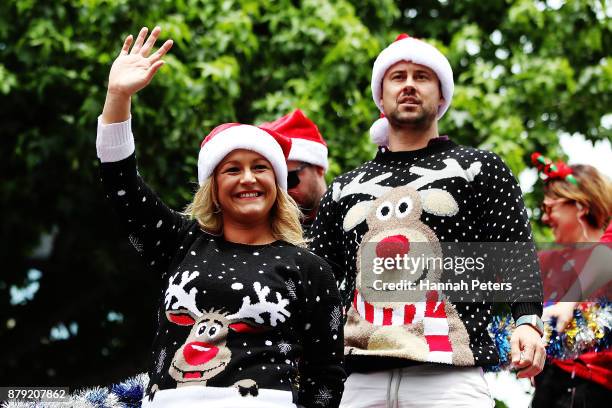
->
xmin=542 ymin=302 xmax=577 ymax=332
xmin=510 ymin=324 xmax=546 ymax=378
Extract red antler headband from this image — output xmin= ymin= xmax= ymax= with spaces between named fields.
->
xmin=531 ymin=152 xmax=578 ymax=185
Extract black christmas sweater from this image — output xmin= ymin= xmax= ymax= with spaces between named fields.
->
xmin=307 ymin=138 xmax=542 ymax=370
xmin=97 ymin=121 xmax=345 ymax=407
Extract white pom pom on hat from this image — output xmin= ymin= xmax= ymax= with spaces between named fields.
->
xmin=197 ymin=123 xmax=292 ymax=190
xmin=369 ymin=33 xmax=454 ymax=146
xmin=369 ymin=114 xmax=390 ymax=147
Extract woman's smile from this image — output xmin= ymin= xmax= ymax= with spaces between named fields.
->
xmin=235 ymin=190 xmax=264 ymax=199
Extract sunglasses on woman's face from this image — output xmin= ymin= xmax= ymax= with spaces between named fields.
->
xmin=287 ymin=163 xmax=311 ymax=189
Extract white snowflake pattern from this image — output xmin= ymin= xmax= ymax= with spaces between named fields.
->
xmin=314 ymin=385 xmax=332 ymax=406
xmin=278 ymin=341 xmax=292 ymax=355
xmin=156 ymin=348 xmax=166 ymax=373
xmin=285 ymin=279 xmax=297 ymax=300
xmin=329 ymin=306 xmax=342 ymax=332
xmin=128 ymin=234 xmax=144 ymax=253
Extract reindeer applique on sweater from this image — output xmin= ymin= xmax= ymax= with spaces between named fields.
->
xmin=150 ymin=270 xmax=291 ymax=399
xmin=336 ymin=158 xmax=481 ymax=365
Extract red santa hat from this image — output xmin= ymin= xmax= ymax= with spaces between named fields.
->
xmin=370 ymin=33 xmax=454 ymax=146
xmin=198 ymin=123 xmax=292 ymax=189
xmin=260 ymin=109 xmax=328 ymax=172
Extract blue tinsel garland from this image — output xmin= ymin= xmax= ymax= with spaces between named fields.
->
xmin=486 ymin=300 xmax=612 ymax=372
xmin=1 ymin=374 xmax=148 ymax=408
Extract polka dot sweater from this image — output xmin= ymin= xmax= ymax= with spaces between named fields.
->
xmin=97 ymin=118 xmax=345 ymax=407
xmin=307 ymin=138 xmax=543 ymax=370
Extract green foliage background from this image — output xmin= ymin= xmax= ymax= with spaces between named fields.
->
xmin=1 ymin=0 xmax=610 ymax=386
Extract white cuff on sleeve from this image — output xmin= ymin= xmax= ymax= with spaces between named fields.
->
xmin=96 ymin=115 xmax=135 ymax=162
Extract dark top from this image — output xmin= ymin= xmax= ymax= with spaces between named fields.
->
xmin=100 ymin=154 xmax=345 ymax=407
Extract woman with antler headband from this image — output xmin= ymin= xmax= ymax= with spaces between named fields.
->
xmin=96 ymin=26 xmax=345 ymax=407
xmin=530 ymin=153 xmax=612 ymax=407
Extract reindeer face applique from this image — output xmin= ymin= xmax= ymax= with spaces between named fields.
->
xmin=356 ymin=186 xmax=449 ymax=307
xmin=341 ymin=158 xmax=482 ymax=307
xmin=335 ymin=158 xmax=481 ymax=365
xmin=162 ymin=271 xmax=291 ymax=395
xmin=166 ymin=308 xmax=259 ymax=384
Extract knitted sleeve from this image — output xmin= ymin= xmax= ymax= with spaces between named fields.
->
xmin=97 ymin=117 xmax=191 ymax=275
xmin=297 ymin=257 xmax=346 ymax=408
xmin=476 ymin=152 xmax=543 ymax=319
xmin=306 ymin=185 xmax=353 ymax=313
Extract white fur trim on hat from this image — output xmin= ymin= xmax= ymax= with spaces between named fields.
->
xmin=370 ymin=36 xmax=454 ymax=145
xmin=287 ymin=138 xmax=329 ymax=171
xmin=197 ymin=125 xmax=288 ymax=190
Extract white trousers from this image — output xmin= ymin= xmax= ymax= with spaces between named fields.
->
xmin=141 ymin=385 xmax=297 ymax=408
xmin=340 ymin=364 xmax=494 ymax=408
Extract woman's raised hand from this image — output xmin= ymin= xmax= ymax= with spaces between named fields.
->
xmin=101 ymin=26 xmax=173 ymax=124
xmin=107 ymin=26 xmax=173 ymax=98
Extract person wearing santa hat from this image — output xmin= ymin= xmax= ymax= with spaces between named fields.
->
xmin=307 ymin=33 xmax=544 ymax=407
xmin=95 ymin=26 xmax=345 ymax=407
xmin=261 ymin=109 xmax=329 ymax=229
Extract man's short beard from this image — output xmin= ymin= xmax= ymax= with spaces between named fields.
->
xmin=387 ymin=106 xmax=437 ymax=131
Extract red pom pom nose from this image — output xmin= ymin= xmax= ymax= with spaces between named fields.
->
xmin=183 ymin=342 xmax=219 ymax=366
xmin=376 ymin=235 xmax=410 ymax=259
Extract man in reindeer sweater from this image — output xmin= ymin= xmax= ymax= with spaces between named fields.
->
xmin=308 ymin=34 xmax=545 ymax=407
